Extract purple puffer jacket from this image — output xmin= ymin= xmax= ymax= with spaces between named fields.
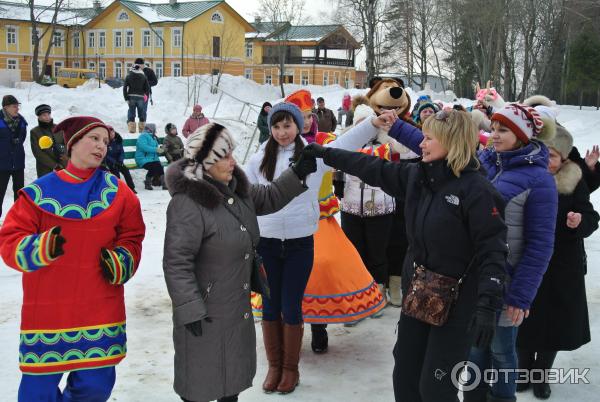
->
xmin=388 ymin=119 xmax=558 ymax=310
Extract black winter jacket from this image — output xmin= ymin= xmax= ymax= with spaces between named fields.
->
xmin=143 ymin=67 xmax=158 ymax=93
xmin=123 ymin=68 xmax=150 ymax=100
xmin=569 ymin=146 xmax=600 ymax=193
xmin=321 ymin=148 xmax=508 ymax=311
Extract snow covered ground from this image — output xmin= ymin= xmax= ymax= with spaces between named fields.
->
xmin=1 ymin=76 xmax=599 ymax=401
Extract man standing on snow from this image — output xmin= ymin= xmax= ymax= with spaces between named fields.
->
xmin=123 ymin=61 xmax=150 ymax=134
xmin=137 ymin=58 xmax=158 ymax=116
xmin=316 ymin=97 xmax=337 ymax=133
xmin=0 ymin=95 xmax=27 ymax=220
xmin=30 ymin=104 xmax=67 ymax=178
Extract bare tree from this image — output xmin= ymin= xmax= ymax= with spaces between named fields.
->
xmin=29 ymin=0 xmax=66 ymax=83
xmin=259 ymin=0 xmax=306 ymax=97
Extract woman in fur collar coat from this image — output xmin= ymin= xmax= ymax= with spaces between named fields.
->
xmin=162 ymin=123 xmax=314 ymax=402
xmin=516 ymin=125 xmax=599 ymax=399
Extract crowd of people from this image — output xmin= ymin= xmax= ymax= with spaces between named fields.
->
xmin=0 ymin=79 xmax=598 ymax=402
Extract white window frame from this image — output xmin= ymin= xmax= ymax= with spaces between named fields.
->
xmin=52 ymin=30 xmax=63 ymax=47
xmin=333 ymin=71 xmax=340 ymax=85
xmin=114 ymin=61 xmax=123 ymax=78
xmin=323 ymin=71 xmax=329 ymax=86
xmin=172 ymin=28 xmax=182 ymax=48
xmin=98 ymin=30 xmax=106 ymax=48
xmin=73 ymin=61 xmax=80 ymax=68
xmin=73 ymin=32 xmax=80 ymax=48
xmin=245 ymin=41 xmax=253 ymax=58
xmin=154 ymin=61 xmax=163 ymax=78
xmin=265 ymin=72 xmax=272 ymax=85
xmin=154 ymin=28 xmax=163 ymax=48
xmin=87 ymin=31 xmax=95 ymax=48
xmin=142 ymin=29 xmax=151 ymax=48
xmin=99 ymin=62 xmax=106 ymax=79
xmin=7 ymin=25 xmax=17 ymax=46
xmin=125 ymin=29 xmax=134 ymax=48
xmin=244 ymin=68 xmax=252 ymax=80
xmin=172 ymin=62 xmax=181 ymax=77
xmin=53 ymin=61 xmax=63 ymax=78
xmin=87 ymin=61 xmax=96 ymax=71
xmin=113 ymin=30 xmax=122 ymax=48
xmin=7 ymin=59 xmax=18 ymax=70
xmin=117 ymin=10 xmax=129 ymax=22
xmin=301 ymin=71 xmax=310 ymax=86
xmin=211 ymin=11 xmax=224 ymax=23
xmin=31 ymin=27 xmax=41 ymax=45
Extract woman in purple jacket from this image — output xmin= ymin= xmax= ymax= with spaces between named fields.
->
xmin=387 ymin=104 xmax=558 ymax=402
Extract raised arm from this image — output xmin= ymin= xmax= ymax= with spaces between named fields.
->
xmin=388 ymin=119 xmax=424 ymax=155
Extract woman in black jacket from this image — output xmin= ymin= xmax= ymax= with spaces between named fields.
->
xmin=303 ymin=109 xmax=508 ymax=402
xmin=516 ymin=125 xmax=599 ymax=399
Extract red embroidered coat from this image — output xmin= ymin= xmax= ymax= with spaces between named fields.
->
xmin=0 ymin=163 xmax=145 ymax=374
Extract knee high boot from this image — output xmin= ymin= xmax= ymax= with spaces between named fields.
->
xmin=262 ymin=320 xmax=283 ymax=393
xmin=517 ymin=348 xmax=535 ymax=392
xmin=277 ymin=323 xmax=303 ymax=394
xmin=144 ymin=177 xmax=153 ymax=190
xmin=532 ymin=351 xmax=557 ymax=400
xmin=310 ymin=324 xmax=328 ymax=354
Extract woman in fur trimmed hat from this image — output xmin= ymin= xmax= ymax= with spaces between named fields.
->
xmin=516 ymin=125 xmax=599 ymax=400
xmin=384 ymin=103 xmax=559 ymax=402
xmin=0 ymin=116 xmax=145 ymax=401
xmin=162 ymin=123 xmax=315 ymax=402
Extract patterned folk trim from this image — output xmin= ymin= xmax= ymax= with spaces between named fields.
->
xmin=20 ymin=323 xmax=126 ymax=346
xmin=22 ymin=173 xmax=118 ymax=219
xmin=14 ymin=227 xmax=59 ymax=273
xmin=19 ymin=345 xmax=126 ymax=366
xmin=318 ymin=192 xmax=340 ymax=219
xmin=105 ymin=247 xmax=135 ymax=285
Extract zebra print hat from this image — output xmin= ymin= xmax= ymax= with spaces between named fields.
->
xmin=184 ymin=123 xmax=236 ymax=180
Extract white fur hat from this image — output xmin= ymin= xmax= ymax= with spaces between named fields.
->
xmin=184 ymin=123 xmax=236 ymax=180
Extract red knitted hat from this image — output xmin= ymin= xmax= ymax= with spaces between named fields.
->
xmin=53 ymin=116 xmax=110 ymax=151
xmin=491 ymin=104 xmax=544 ymax=144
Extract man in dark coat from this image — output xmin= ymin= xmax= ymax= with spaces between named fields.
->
xmin=123 ymin=62 xmax=150 ymax=134
xmin=315 ymin=97 xmax=337 ymax=133
xmin=0 ymin=95 xmax=27 ymax=219
xmin=30 ymin=104 xmax=67 ymax=178
xmin=136 ymin=58 xmax=158 ymax=117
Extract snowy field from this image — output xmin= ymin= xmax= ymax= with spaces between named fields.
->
xmin=1 ymin=76 xmax=600 ymax=401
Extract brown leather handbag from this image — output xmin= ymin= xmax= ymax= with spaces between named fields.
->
xmin=402 ymin=262 xmax=471 ymax=326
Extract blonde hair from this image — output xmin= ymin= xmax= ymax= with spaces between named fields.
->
xmin=422 ymin=110 xmax=479 ymax=177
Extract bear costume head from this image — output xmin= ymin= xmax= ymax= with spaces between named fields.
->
xmin=366 ymin=78 xmax=412 ymax=120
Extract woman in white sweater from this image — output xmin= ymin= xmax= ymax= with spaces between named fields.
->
xmin=244 ymin=101 xmax=395 ymax=395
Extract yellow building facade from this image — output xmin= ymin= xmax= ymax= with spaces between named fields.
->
xmin=0 ymin=0 xmax=358 ymax=88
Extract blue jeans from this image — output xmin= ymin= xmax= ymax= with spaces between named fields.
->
xmin=467 ymin=325 xmax=519 ymax=399
xmin=127 ymin=97 xmax=146 ymax=122
xmin=258 ymin=236 xmax=314 ymax=325
xmin=18 ymin=367 xmax=116 ymax=402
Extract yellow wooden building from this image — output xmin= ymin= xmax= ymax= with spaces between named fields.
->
xmin=0 ymin=0 xmax=359 ymax=88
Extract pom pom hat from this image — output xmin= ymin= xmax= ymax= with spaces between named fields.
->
xmin=53 ymin=116 xmax=110 ymax=151
xmin=491 ymin=103 xmax=555 ymax=144
xmin=284 ymin=89 xmax=313 ymax=112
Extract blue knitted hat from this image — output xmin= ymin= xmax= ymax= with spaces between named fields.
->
xmin=268 ymin=102 xmax=304 ymax=134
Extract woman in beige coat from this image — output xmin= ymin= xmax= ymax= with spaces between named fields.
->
xmin=163 ymin=123 xmax=316 ymax=402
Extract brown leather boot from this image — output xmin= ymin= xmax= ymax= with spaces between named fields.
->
xmin=127 ymin=121 xmax=136 ymax=133
xmin=262 ymin=320 xmax=282 ymax=393
xmin=276 ymin=323 xmax=303 ymax=394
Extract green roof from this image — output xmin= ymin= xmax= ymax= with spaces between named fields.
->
xmin=278 ymin=25 xmax=340 ymax=41
xmin=120 ymin=0 xmax=223 ymax=22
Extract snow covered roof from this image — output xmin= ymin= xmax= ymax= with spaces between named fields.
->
xmin=0 ymin=1 xmax=97 ymax=25
xmin=249 ymin=22 xmax=360 ymax=48
xmin=273 ymin=25 xmax=341 ymax=42
xmin=245 ymin=21 xmax=289 ymax=39
xmin=120 ymin=0 xmax=222 ymax=23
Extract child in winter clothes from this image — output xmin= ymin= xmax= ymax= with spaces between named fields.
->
xmin=104 ymin=126 xmax=136 ymax=193
xmin=257 ymin=102 xmax=272 ymax=143
xmin=302 ymin=109 xmax=509 ymax=402
xmin=0 ymin=116 xmax=145 ymax=401
xmin=135 ymin=123 xmax=166 ymax=190
xmin=386 ymin=104 xmax=558 ymax=402
xmin=182 ymin=104 xmax=210 ymax=138
xmin=163 ymin=123 xmax=184 ymax=163
xmin=516 ymin=125 xmax=599 ymax=399
xmin=244 ymin=100 xmax=396 ymax=394
xmin=30 ymin=104 xmax=67 ymax=178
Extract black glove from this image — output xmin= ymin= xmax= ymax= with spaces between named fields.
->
xmin=468 ymin=306 xmax=496 ymax=349
xmin=185 ymin=317 xmax=212 ymax=337
xmin=333 ymin=170 xmax=345 ymax=198
xmin=48 ymin=226 xmax=66 ymax=259
xmin=291 ymin=152 xmax=317 ymax=181
xmin=303 ymin=143 xmax=328 ymax=159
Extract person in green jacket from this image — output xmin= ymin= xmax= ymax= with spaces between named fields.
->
xmin=30 ymin=104 xmax=67 ymax=178
xmin=257 ymin=102 xmax=272 ymax=143
xmin=163 ymin=123 xmax=184 ymax=164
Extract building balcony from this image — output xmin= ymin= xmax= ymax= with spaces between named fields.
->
xmin=262 ymin=56 xmax=354 ymax=67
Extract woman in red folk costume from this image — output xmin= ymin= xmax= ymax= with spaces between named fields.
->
xmin=0 ymin=116 xmax=145 ymax=402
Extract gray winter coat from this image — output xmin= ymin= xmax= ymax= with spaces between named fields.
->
xmin=163 ymin=159 xmax=305 ymax=402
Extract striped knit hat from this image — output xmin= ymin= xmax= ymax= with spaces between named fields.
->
xmin=53 ymin=116 xmax=110 ymax=151
xmin=183 ymin=123 xmax=236 ymax=179
xmin=491 ymin=104 xmax=544 ymax=144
